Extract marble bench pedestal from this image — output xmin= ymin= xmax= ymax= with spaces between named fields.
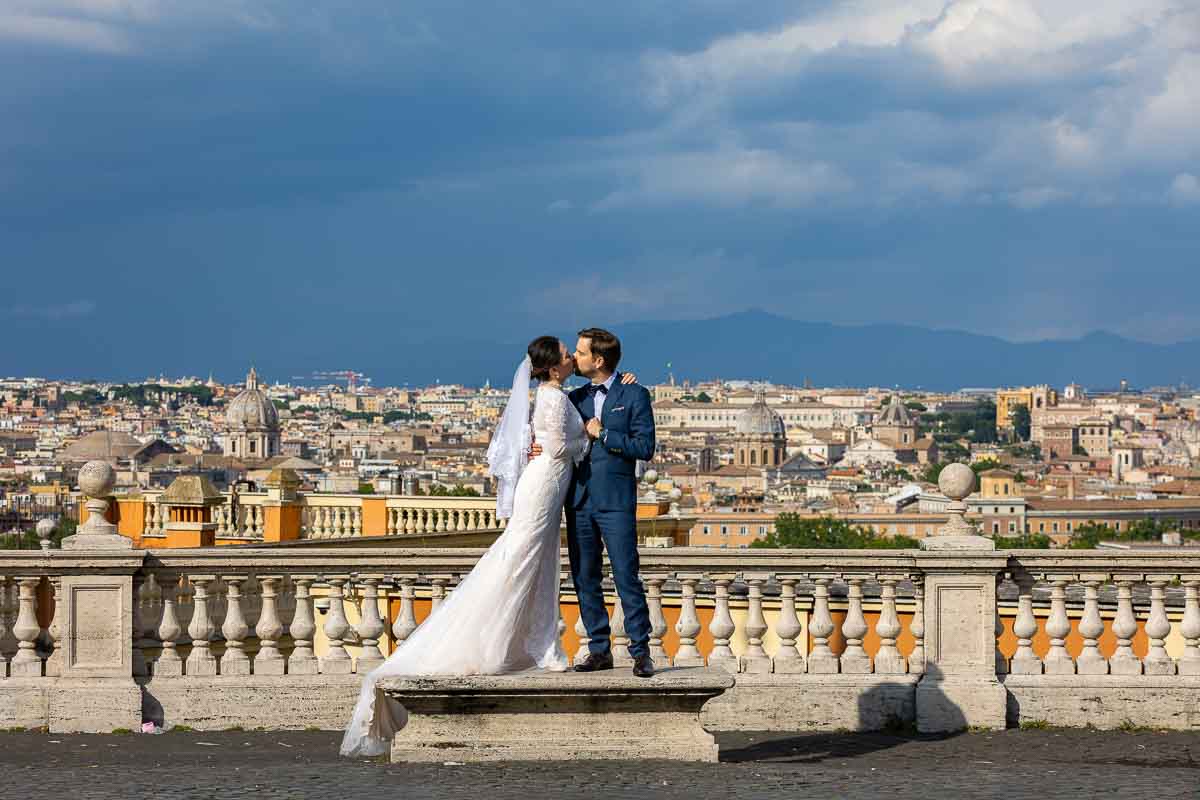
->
xmin=377 ymin=667 xmax=735 ymax=763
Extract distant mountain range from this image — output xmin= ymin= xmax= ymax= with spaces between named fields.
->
xmin=389 ymin=310 xmax=1199 ymax=392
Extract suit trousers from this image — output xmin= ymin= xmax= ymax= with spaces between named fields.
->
xmin=566 ymin=500 xmax=651 ymax=659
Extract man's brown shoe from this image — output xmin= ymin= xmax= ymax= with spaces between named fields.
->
xmin=632 ymin=654 xmax=655 ymax=678
xmin=574 ymin=652 xmax=614 ymax=672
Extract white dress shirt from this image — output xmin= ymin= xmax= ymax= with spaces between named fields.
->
xmin=592 ymin=372 xmax=617 ymax=422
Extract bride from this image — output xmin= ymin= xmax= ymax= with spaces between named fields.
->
xmin=340 ymin=335 xmax=637 ymax=757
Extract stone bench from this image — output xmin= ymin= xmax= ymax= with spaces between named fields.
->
xmin=377 ymin=667 xmax=735 ymax=763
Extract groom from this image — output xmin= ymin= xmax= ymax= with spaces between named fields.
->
xmin=565 ymin=328 xmax=656 ymax=677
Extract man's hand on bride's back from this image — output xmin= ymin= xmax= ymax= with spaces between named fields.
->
xmin=528 ymin=441 xmax=543 ymax=458
xmin=621 ymin=372 xmax=637 ymax=384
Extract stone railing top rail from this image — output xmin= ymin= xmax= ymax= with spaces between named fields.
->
xmin=7 ymin=546 xmax=1200 ymax=580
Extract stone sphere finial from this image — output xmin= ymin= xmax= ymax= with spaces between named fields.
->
xmin=938 ymin=463 xmax=976 ymax=502
xmin=78 ymin=460 xmax=117 ymax=499
xmin=36 ymin=517 xmax=55 ymax=551
xmin=642 ymin=469 xmax=658 ymax=485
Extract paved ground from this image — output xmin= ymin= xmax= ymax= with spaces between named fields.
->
xmin=3 ymin=728 xmax=1199 ymax=799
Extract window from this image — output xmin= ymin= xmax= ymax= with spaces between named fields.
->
xmin=702 ymin=525 xmax=710 ymax=534
xmin=758 ymin=526 xmax=766 ymax=534
xmin=739 ymin=526 xmax=747 ymax=535
xmin=1052 ymin=522 xmax=1058 ymax=533
xmin=1009 ymin=522 xmax=1016 ymax=533
xmin=720 ymin=525 xmax=728 ymax=535
xmin=1039 ymin=523 xmax=1045 ymax=532
xmin=1067 ymin=522 xmax=1073 ymax=532
xmin=992 ymin=522 xmax=1000 ymax=534
xmin=250 ymin=440 xmax=256 ymax=454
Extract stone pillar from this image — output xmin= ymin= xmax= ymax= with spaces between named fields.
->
xmin=915 ymin=464 xmax=1007 ymax=732
xmin=50 ymin=461 xmax=144 ymax=732
xmin=262 ymin=468 xmax=303 ymax=543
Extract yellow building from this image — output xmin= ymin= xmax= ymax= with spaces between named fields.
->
xmin=996 ymin=385 xmax=1057 ymax=431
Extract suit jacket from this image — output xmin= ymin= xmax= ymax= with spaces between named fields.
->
xmin=567 ymin=373 xmax=656 ymax=512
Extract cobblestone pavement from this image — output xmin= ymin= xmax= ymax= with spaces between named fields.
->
xmin=3 ymin=728 xmax=1198 ymax=800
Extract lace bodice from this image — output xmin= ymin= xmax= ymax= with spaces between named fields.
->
xmin=533 ymin=384 xmax=588 ymax=464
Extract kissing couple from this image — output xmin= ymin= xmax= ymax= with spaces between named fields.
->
xmin=341 ymin=327 xmax=657 ymax=757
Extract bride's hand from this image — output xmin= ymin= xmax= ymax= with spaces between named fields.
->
xmin=621 ymin=372 xmax=638 ymax=384
xmin=528 ymin=442 xmax=543 ymax=458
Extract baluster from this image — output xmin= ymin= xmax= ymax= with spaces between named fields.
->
xmin=466 ymin=509 xmax=478 ymax=531
xmin=320 ymin=576 xmax=354 ymax=674
xmin=457 ymin=509 xmax=467 ymax=531
xmin=610 ymin=594 xmax=632 ymax=666
xmin=808 ymin=577 xmax=838 ymax=674
xmin=840 ymin=577 xmax=870 ymax=674
xmin=220 ymin=575 xmax=251 ymax=675
xmin=740 ymin=573 xmax=772 ymax=673
xmin=1010 ymin=573 xmax=1042 ymax=674
xmin=430 ymin=576 xmax=450 ymax=610
xmin=1180 ymin=580 xmax=1200 ymax=676
xmin=773 ymin=575 xmax=805 ymax=673
xmin=386 ymin=508 xmax=397 ymax=535
xmin=44 ymin=575 xmax=63 ymax=677
xmin=909 ymin=579 xmax=926 ymax=675
xmin=436 ymin=509 xmax=448 ymax=533
xmin=254 ymin=575 xmax=285 ymax=675
xmin=874 ymin=577 xmax=905 ymax=674
xmin=10 ymin=578 xmax=42 ymax=676
xmin=156 ymin=573 xmax=184 ymax=676
xmin=186 ymin=576 xmax=218 ymax=676
xmin=1144 ymin=577 xmax=1176 ymax=675
xmin=1077 ymin=576 xmax=1108 ymax=675
xmin=1110 ymin=580 xmax=1141 ymax=675
xmin=994 ymin=574 xmax=1007 ymax=676
xmin=573 ymin=609 xmax=590 ymax=665
xmin=673 ymin=574 xmax=704 ymax=666
xmin=1044 ymin=578 xmax=1074 ymax=674
xmin=644 ymin=574 xmax=668 ymax=664
xmin=351 ymin=508 xmax=362 ymax=537
xmin=131 ymin=574 xmax=149 ymax=677
xmin=405 ymin=508 xmax=417 ymax=534
xmin=288 ymin=576 xmax=319 ymax=674
xmin=707 ymin=574 xmax=737 ymax=672
xmin=391 ymin=576 xmax=418 ymax=653
xmin=0 ymin=578 xmax=10 ymax=675
xmin=355 ymin=575 xmax=386 ymax=673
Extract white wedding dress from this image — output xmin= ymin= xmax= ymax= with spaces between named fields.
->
xmin=340 ymin=384 xmax=588 ymax=757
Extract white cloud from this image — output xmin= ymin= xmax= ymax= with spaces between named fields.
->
xmin=593 ymin=148 xmax=853 ymax=210
xmin=1168 ymin=173 xmax=1200 ymax=205
xmin=0 ymin=13 xmax=132 ymax=53
xmin=634 ymin=1 xmax=1196 ymax=209
xmin=546 ymin=199 xmax=573 ymax=213
xmin=1009 ymin=185 xmax=1070 ymax=209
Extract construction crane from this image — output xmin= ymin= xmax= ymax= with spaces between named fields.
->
xmin=311 ymin=370 xmax=369 ymax=392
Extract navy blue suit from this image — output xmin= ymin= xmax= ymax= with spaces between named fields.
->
xmin=566 ymin=373 xmax=656 ymax=659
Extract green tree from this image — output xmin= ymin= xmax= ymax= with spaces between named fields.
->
xmin=904 ymin=400 xmax=927 ymax=413
xmin=1010 ymin=403 xmax=1032 ymax=441
xmin=993 ymin=533 xmax=1052 ymax=549
xmin=753 ymin=514 xmax=918 ymax=550
xmin=921 ymin=463 xmax=946 ymax=484
xmin=357 ymin=483 xmax=375 ymax=495
xmin=694 ymin=391 xmax=713 ymax=403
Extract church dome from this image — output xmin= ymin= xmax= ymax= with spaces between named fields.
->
xmin=736 ymin=390 xmax=785 ymax=438
xmin=226 ymin=368 xmax=278 ymax=431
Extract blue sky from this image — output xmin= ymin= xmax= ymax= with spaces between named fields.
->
xmin=2 ymin=1 xmax=1199 ymax=383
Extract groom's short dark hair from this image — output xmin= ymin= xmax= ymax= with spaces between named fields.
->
xmin=579 ymin=327 xmax=621 ymax=371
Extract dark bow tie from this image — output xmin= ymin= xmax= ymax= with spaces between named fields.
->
xmin=587 ymin=383 xmax=609 ymax=396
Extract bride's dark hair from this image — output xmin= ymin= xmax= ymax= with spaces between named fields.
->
xmin=527 ymin=336 xmax=562 ymax=381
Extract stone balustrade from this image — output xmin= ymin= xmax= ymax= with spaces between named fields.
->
xmin=5 ymin=545 xmax=1200 ymax=733
xmin=110 ymin=489 xmax=504 ymax=546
